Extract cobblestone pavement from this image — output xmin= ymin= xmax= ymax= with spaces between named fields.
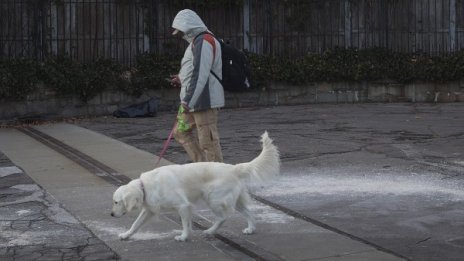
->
xmin=0 ymin=153 xmax=119 ymax=261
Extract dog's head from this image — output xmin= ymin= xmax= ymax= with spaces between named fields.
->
xmin=111 ymin=181 xmax=143 ymax=217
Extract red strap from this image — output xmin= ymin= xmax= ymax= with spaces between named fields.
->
xmin=203 ymin=34 xmax=216 ymax=62
xmin=192 ymin=33 xmax=216 ymax=63
xmin=154 ymin=121 xmax=177 ymax=168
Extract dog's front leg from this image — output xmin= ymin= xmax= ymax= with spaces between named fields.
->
xmin=175 ymin=204 xmax=192 ymax=242
xmin=119 ymin=208 xmax=153 ymax=240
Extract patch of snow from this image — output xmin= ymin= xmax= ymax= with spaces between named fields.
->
xmin=259 ymin=171 xmax=464 ymax=201
xmin=16 ymin=210 xmax=31 ymax=216
xmin=250 ymin=204 xmax=294 ymax=224
xmin=454 ymin=161 xmax=464 ymax=166
xmin=86 ymin=221 xmax=181 ymax=241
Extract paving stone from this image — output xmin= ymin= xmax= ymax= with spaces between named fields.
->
xmin=0 ymin=154 xmax=120 ymax=261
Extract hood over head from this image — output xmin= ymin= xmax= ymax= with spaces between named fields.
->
xmin=172 ymin=9 xmax=208 ymax=43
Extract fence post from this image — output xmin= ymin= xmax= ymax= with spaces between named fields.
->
xmin=50 ymin=1 xmax=58 ymax=56
xmin=33 ymin=1 xmax=46 ymax=61
xmin=344 ymin=0 xmax=351 ymax=48
xmin=243 ymin=0 xmax=250 ymax=51
xmin=450 ymin=0 xmax=456 ymax=52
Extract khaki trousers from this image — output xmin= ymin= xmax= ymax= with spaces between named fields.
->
xmin=173 ymin=108 xmax=223 ymax=163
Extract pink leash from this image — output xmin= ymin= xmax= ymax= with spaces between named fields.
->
xmin=154 ymin=121 xmax=177 ymax=168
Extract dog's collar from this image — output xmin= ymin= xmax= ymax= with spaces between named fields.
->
xmin=139 ymin=179 xmax=146 ymax=201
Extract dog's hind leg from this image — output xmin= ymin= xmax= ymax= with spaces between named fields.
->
xmin=236 ymin=193 xmax=256 ymax=235
xmin=175 ymin=204 xmax=192 ymax=242
xmin=119 ymin=208 xmax=153 ymax=240
xmin=203 ymin=204 xmax=228 ymax=235
xmin=203 ymin=216 xmax=226 ymax=235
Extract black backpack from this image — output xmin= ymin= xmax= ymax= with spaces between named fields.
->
xmin=195 ymin=32 xmax=252 ymax=92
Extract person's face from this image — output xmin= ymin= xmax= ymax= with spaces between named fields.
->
xmin=173 ymin=29 xmax=192 ymax=42
xmin=173 ymin=30 xmax=184 ymax=38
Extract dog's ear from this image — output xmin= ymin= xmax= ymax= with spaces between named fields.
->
xmin=122 ymin=190 xmax=139 ymax=212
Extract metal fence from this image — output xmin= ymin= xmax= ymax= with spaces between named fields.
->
xmin=1 ymin=0 xmax=464 ymax=66
xmin=249 ymin=0 xmax=464 ymax=56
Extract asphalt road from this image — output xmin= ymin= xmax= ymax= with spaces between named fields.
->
xmin=76 ymin=103 xmax=464 ymax=261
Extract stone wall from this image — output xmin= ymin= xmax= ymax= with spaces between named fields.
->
xmin=1 ymin=81 xmax=463 ymax=121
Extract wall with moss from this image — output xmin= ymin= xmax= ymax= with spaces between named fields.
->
xmin=1 ymin=80 xmax=463 ymax=122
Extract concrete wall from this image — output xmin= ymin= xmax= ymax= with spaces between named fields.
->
xmin=1 ymin=81 xmax=464 ymax=121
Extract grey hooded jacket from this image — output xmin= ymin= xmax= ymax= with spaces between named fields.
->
xmin=172 ymin=9 xmax=224 ymax=112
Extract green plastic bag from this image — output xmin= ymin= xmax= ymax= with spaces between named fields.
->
xmin=176 ymin=106 xmax=191 ymax=132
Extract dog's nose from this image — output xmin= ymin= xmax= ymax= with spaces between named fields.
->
xmin=111 ymin=212 xmax=114 ymax=217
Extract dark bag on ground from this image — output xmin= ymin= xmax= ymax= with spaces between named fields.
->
xmin=113 ymin=98 xmax=159 ymax=118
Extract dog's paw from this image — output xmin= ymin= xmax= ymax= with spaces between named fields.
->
xmin=202 ymin=229 xmax=216 ymax=235
xmin=242 ymin=228 xmax=254 ymax=235
xmin=118 ymin=232 xmax=131 ymax=240
xmin=174 ymin=235 xmax=188 ymax=242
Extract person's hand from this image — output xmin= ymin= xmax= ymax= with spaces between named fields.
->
xmin=170 ymin=75 xmax=181 ymax=88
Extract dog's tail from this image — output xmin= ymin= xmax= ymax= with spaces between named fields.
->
xmin=234 ymin=131 xmax=280 ymax=184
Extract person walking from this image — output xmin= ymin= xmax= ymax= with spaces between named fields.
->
xmin=170 ymin=9 xmax=224 ymax=163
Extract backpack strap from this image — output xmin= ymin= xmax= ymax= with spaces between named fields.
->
xmin=210 ymin=68 xmax=222 ymax=84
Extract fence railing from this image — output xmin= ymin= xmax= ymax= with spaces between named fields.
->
xmin=1 ymin=0 xmax=463 ymax=66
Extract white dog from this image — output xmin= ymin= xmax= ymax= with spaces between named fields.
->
xmin=111 ymin=131 xmax=280 ymax=241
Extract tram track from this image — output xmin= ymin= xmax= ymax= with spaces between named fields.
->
xmin=16 ymin=125 xmax=408 ymax=261
xmin=17 ymin=126 xmax=284 ymax=261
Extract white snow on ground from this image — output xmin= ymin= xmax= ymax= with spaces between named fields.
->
xmin=196 ymin=202 xmax=294 ymax=224
xmin=87 ymin=221 xmax=182 ymax=241
xmin=16 ymin=210 xmax=31 ymax=216
xmin=250 ymin=204 xmax=295 ymax=224
xmin=0 ymin=166 xmax=22 ymax=177
xmin=258 ymin=171 xmax=464 ymax=201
